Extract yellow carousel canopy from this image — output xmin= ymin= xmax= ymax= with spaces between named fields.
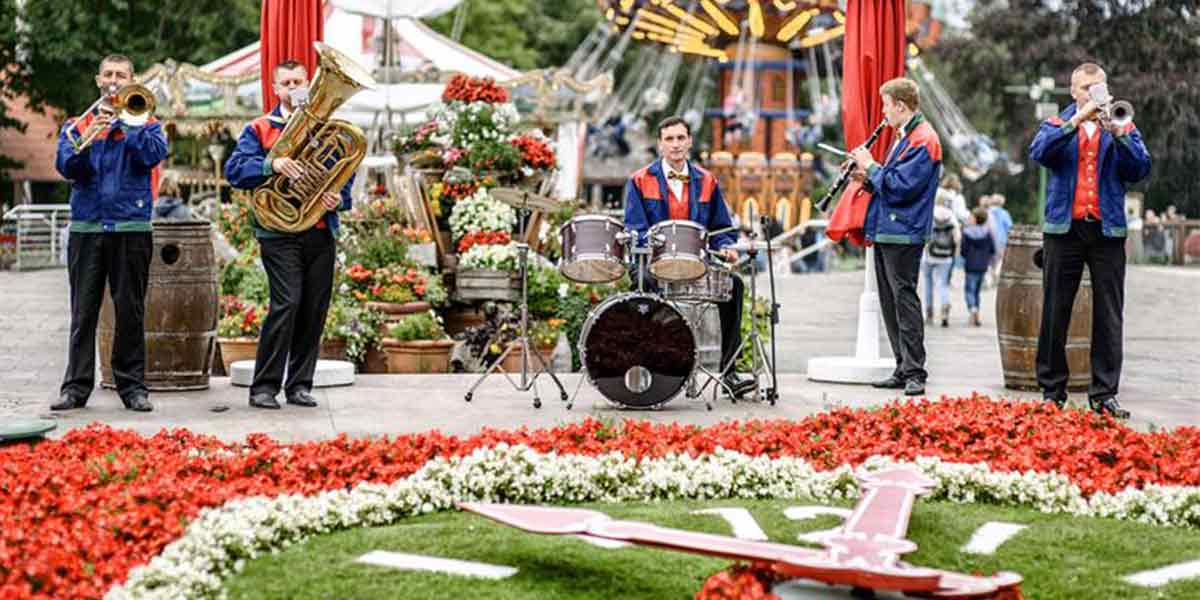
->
xmin=596 ymin=0 xmax=845 ymax=61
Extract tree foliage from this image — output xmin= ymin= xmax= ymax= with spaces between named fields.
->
xmin=9 ymin=0 xmax=260 ymax=115
xmin=1 ymin=0 xmax=27 ymax=174
xmin=934 ymin=0 xmax=1200 ymax=217
xmin=426 ymin=0 xmax=602 ymax=70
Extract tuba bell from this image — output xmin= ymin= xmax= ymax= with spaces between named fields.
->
xmin=252 ymin=42 xmax=376 ymax=233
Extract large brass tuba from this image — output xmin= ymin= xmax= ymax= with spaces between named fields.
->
xmin=253 ymin=42 xmax=376 ymax=233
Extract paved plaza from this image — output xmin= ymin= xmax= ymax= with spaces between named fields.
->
xmin=2 ymin=264 xmax=1197 ymax=442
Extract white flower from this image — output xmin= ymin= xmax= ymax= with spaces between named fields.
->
xmin=557 ymin=283 xmax=569 ymax=298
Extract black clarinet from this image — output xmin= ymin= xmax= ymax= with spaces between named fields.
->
xmin=814 ymin=120 xmax=888 ymax=213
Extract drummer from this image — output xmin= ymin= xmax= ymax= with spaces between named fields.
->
xmin=624 ymin=116 xmax=755 ymax=397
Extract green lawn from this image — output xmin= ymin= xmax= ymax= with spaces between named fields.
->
xmin=224 ymin=498 xmax=1200 ymax=600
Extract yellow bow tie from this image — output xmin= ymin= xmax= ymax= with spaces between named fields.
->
xmin=667 ymin=172 xmax=689 ymax=182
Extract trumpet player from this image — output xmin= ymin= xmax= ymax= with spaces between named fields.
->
xmin=224 ymin=59 xmax=352 ymax=411
xmin=1029 ymin=62 xmax=1152 ymax=418
xmin=52 ymin=54 xmax=168 ymax=413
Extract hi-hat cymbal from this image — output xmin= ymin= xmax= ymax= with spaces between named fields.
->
xmin=489 ymin=187 xmax=560 ymax=213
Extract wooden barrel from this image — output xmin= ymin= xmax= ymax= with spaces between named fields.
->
xmin=995 ymin=225 xmax=1091 ymax=392
xmin=99 ymin=221 xmax=218 ymax=391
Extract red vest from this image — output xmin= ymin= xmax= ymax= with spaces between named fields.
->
xmin=667 ymin=180 xmax=689 ymax=221
xmin=1072 ymin=124 xmax=1101 ymax=220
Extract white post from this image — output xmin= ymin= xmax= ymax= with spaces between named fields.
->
xmin=806 ymin=245 xmax=895 ymax=383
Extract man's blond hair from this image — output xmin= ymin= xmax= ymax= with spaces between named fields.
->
xmin=1072 ymin=62 xmax=1106 ymax=81
xmin=880 ymin=78 xmax=920 ymax=111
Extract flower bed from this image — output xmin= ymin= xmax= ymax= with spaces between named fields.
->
xmin=3 ymin=398 xmax=1200 ymax=599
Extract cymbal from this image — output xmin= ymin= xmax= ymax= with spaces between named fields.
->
xmin=727 ymin=241 xmax=770 ymax=251
xmin=489 ymin=187 xmax=560 ymax=213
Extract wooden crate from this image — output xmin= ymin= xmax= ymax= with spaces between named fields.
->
xmin=453 ymin=269 xmax=520 ymax=302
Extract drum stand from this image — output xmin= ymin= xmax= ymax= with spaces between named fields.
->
xmin=463 ymin=196 xmax=568 ymax=409
xmin=717 ymin=218 xmax=779 ymax=405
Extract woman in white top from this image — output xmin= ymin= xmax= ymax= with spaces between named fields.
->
xmin=921 ymin=202 xmax=961 ymax=327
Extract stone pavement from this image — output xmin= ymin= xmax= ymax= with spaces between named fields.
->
xmin=1 ymin=264 xmax=1197 ymax=443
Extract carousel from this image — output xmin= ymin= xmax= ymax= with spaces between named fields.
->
xmin=582 ymin=0 xmax=851 ymax=231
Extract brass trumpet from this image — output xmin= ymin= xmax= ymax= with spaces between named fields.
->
xmin=69 ymin=83 xmax=157 ymax=152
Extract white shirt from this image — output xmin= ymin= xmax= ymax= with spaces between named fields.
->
xmin=662 ymin=159 xmax=689 ymax=201
xmin=1081 ymin=120 xmax=1098 ymax=137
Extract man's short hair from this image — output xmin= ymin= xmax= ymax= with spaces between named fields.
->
xmin=880 ymin=78 xmax=920 ymax=110
xmin=656 ymin=116 xmax=691 ymax=139
xmin=273 ymin=59 xmax=306 ymax=79
xmin=1072 ymin=62 xmax=1106 ymax=80
xmin=99 ymin=54 xmax=134 ymax=74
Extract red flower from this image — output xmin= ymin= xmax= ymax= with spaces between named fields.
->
xmin=441 ymin=74 xmax=509 ymax=104
xmin=510 ymin=135 xmax=557 ymax=171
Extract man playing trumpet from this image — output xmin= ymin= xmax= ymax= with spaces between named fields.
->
xmin=1029 ymin=63 xmax=1151 ymax=418
xmin=53 ymin=54 xmax=168 ymax=413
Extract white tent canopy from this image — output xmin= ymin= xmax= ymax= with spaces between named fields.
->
xmin=329 ymin=0 xmax=465 ymax=20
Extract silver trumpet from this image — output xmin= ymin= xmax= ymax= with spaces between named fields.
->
xmin=1088 ymin=82 xmax=1134 ymax=129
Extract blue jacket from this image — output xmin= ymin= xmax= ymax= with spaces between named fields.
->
xmin=224 ymin=106 xmax=353 ymax=237
xmin=55 ymin=113 xmax=168 ymax=232
xmin=960 ymin=224 xmax=995 ymax=273
xmin=863 ymin=113 xmax=942 ymax=245
xmin=1028 ymin=104 xmax=1151 ymax=237
xmin=623 ymin=159 xmax=737 ymax=250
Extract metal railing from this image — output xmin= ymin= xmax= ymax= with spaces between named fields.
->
xmin=1 ymin=204 xmax=71 ymax=270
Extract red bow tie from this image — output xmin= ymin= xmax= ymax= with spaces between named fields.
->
xmin=667 ymin=172 xmax=689 ymax=182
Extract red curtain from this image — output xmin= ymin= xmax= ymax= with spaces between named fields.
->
xmin=826 ymin=0 xmax=907 ymax=247
xmin=260 ymin=0 xmax=325 ymax=113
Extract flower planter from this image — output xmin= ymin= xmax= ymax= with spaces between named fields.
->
xmin=216 ymin=337 xmax=258 ymax=374
xmin=380 ymin=338 xmax=455 ymax=374
xmin=320 ymin=337 xmax=348 ymax=361
xmin=500 ymin=340 xmax=556 ymax=374
xmin=366 ymin=301 xmax=433 ymax=334
xmin=442 ymin=305 xmax=487 ymax=336
xmin=453 ymin=268 xmax=520 ymax=302
xmin=362 ymin=347 xmax=389 ymax=374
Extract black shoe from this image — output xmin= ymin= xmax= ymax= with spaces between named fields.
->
xmin=249 ymin=393 xmax=281 ymax=410
xmin=904 ymin=379 xmax=925 ymax=396
xmin=872 ymin=376 xmax=905 ymax=390
xmin=286 ymin=390 xmax=319 ymax=407
xmin=121 ymin=392 xmax=153 ymax=412
xmin=722 ymin=374 xmax=756 ymax=398
xmin=1043 ymin=394 xmax=1067 ymax=410
xmin=1090 ymin=397 xmax=1130 ymax=419
xmin=50 ymin=392 xmax=87 ymax=411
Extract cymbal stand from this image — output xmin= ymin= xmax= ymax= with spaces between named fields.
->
xmin=717 ymin=215 xmax=777 ymax=405
xmin=464 ymin=194 xmax=568 ymax=409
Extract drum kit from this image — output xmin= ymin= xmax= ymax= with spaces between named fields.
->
xmin=559 ymin=210 xmax=780 ymax=411
xmin=463 ymin=188 xmax=779 ymax=411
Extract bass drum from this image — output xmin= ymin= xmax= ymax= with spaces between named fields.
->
xmin=579 ymin=293 xmax=696 ymax=408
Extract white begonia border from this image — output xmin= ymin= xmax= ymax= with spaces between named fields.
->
xmin=105 ymin=445 xmax=1200 ymax=600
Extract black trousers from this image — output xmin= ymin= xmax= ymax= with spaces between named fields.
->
xmin=632 ymin=265 xmax=745 ymax=373
xmin=1036 ymin=220 xmax=1125 ymax=402
xmin=874 ymin=243 xmax=927 ymax=382
xmin=61 ymin=231 xmax=153 ymax=400
xmin=252 ymin=228 xmax=336 ymax=397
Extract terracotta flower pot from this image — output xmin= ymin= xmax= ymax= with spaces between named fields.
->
xmin=320 ymin=337 xmax=348 ymax=361
xmin=216 ymin=337 xmax=258 ymax=375
xmin=380 ymin=338 xmax=455 ymax=374
xmin=362 ymin=346 xmax=390 ymax=374
xmin=501 ymin=340 xmax=556 ymax=374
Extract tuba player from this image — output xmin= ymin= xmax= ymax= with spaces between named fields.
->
xmin=225 ymin=59 xmax=353 ymax=410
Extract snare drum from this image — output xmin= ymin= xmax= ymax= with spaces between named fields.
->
xmin=649 ymin=220 xmax=707 ymax=281
xmin=559 ymin=215 xmax=626 ymax=283
xmin=660 ymin=263 xmax=734 ymax=303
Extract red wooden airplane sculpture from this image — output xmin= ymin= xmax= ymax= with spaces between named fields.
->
xmin=460 ymin=466 xmax=1023 ymax=599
